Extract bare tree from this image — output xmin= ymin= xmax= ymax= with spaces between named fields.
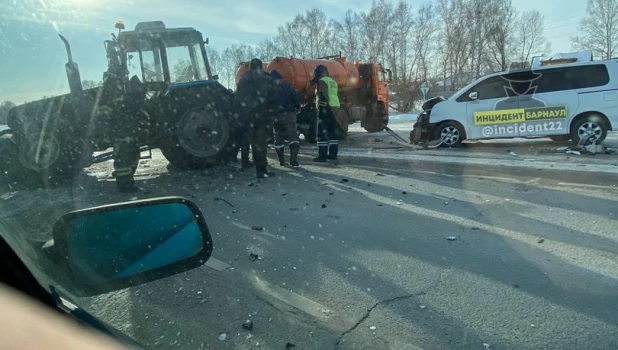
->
xmin=0 ymin=101 xmax=16 ymax=124
xmin=356 ymin=0 xmax=394 ymax=63
xmin=271 ymin=8 xmax=338 ymax=59
xmin=206 ymin=46 xmax=221 ymax=77
xmin=437 ymin=0 xmax=472 ymax=90
xmin=81 ymin=80 xmax=102 ymax=89
xmin=515 ymin=10 xmax=550 ymax=63
xmin=572 ymin=0 xmax=618 ymax=59
xmin=486 ymin=0 xmax=518 ymax=71
xmin=333 ymin=10 xmax=361 ymax=60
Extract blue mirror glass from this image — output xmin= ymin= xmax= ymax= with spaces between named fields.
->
xmin=51 ymin=197 xmax=212 ymax=295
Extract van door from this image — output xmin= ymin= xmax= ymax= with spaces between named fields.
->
xmin=515 ymin=67 xmax=577 ymax=137
xmin=459 ymin=75 xmax=518 ymax=139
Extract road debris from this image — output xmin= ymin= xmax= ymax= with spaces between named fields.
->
xmin=483 ymin=343 xmax=491 ymax=350
xmin=446 ymin=236 xmax=457 ymax=241
xmin=566 ymin=150 xmax=581 ymax=155
xmin=538 ymin=238 xmax=545 ymax=244
xmin=214 ymin=197 xmax=235 ymax=208
xmin=251 ymin=226 xmax=265 ymax=231
xmin=285 ymin=343 xmax=296 ymax=349
xmin=509 ymin=151 xmax=518 ymax=157
xmin=281 ymin=193 xmax=288 ymax=196
xmin=249 ymin=253 xmax=260 ymax=261
xmin=369 ymin=325 xmax=377 ymax=331
xmin=419 ymin=304 xmax=427 ymax=309
xmin=402 ymin=191 xmax=407 ymax=194
xmin=129 ymin=196 xmax=138 ymax=201
xmin=341 ymin=178 xmax=349 ymax=183
xmin=218 ymin=333 xmax=227 ymax=341
xmin=321 ymin=204 xmax=327 ymax=208
xmin=329 ymin=191 xmax=334 ymax=195
xmin=242 ymin=320 xmax=253 ymax=331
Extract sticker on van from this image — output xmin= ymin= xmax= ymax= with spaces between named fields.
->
xmin=473 ymin=106 xmax=567 ymax=125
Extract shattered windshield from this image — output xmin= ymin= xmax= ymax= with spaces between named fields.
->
xmin=1 ymin=0 xmax=618 ymax=349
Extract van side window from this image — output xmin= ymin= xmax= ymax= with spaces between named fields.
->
xmin=457 ymin=76 xmax=507 ymax=102
xmin=569 ymin=65 xmax=609 ymax=89
xmin=534 ymin=68 xmax=568 ymax=93
xmin=533 ymin=65 xmax=609 ymax=93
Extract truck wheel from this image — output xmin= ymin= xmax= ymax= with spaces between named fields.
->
xmin=159 ymin=104 xmax=233 ymax=170
xmin=362 ymin=102 xmax=388 ymax=132
xmin=570 ymin=114 xmax=608 ymax=145
xmin=549 ymin=135 xmax=570 ymax=142
xmin=434 ymin=121 xmax=464 ymax=147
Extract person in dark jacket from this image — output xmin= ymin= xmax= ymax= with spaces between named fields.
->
xmin=270 ymin=70 xmax=301 ymax=166
xmin=235 ymin=58 xmax=279 ymax=178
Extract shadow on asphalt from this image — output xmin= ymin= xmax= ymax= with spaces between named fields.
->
xmin=1 ymin=151 xmax=617 ymax=349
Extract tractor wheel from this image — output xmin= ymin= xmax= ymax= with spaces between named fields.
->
xmin=0 ymin=130 xmax=89 ymax=188
xmin=0 ymin=132 xmax=43 ymax=188
xmin=159 ymin=102 xmax=234 ymax=170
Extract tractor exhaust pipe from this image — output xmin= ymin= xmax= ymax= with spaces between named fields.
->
xmin=58 ymin=34 xmax=83 ymax=93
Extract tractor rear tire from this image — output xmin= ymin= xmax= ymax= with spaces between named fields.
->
xmin=159 ymin=100 xmax=235 ymax=170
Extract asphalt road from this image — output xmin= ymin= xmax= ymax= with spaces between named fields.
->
xmin=2 ymin=144 xmax=617 ymax=350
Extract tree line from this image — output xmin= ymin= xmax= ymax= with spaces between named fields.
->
xmin=207 ymin=0 xmax=554 ymax=111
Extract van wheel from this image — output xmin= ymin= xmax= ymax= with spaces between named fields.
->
xmin=570 ymin=115 xmax=608 ymax=145
xmin=549 ymin=135 xmax=570 ymax=142
xmin=434 ymin=122 xmax=464 ymax=147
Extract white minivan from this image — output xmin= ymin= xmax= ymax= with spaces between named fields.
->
xmin=411 ymin=60 xmax=618 ymax=147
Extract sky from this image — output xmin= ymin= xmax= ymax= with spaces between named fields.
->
xmin=0 ymin=0 xmax=587 ymax=104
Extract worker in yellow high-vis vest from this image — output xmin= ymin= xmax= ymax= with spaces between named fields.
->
xmin=312 ymin=65 xmax=340 ymax=162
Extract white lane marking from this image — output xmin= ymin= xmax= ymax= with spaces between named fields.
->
xmin=205 ymin=257 xmax=231 ymax=271
xmin=252 ymin=276 xmax=333 ymax=320
xmin=557 ymin=182 xmax=618 ymax=190
xmin=341 ymin=150 xmax=618 ymax=174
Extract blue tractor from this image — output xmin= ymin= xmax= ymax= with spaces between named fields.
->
xmin=0 ymin=21 xmax=238 ymax=187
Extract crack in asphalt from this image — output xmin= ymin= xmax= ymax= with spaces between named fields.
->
xmin=334 ymin=269 xmax=451 ymax=347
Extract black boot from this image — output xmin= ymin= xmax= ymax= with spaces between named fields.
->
xmin=256 ymin=167 xmax=276 ymax=179
xmin=275 ymin=147 xmax=286 ymax=166
xmin=289 ymin=143 xmax=300 ymax=166
xmin=313 ymin=145 xmax=328 ymax=162
xmin=116 ymin=176 xmax=140 ymax=193
xmin=241 ymin=146 xmax=253 ymax=169
xmin=328 ymin=143 xmax=339 ymax=160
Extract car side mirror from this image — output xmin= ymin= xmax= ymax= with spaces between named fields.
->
xmin=469 ymin=91 xmax=478 ymax=100
xmin=212 ymin=74 xmax=219 ymax=81
xmin=48 ymin=197 xmax=213 ymax=297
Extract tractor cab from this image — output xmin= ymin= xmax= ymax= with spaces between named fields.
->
xmin=106 ymin=21 xmax=216 ymax=95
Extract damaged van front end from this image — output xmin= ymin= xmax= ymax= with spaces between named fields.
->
xmin=409 ymin=96 xmax=447 ymax=145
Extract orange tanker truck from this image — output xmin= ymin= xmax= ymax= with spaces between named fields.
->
xmin=235 ymin=55 xmax=390 ymax=142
